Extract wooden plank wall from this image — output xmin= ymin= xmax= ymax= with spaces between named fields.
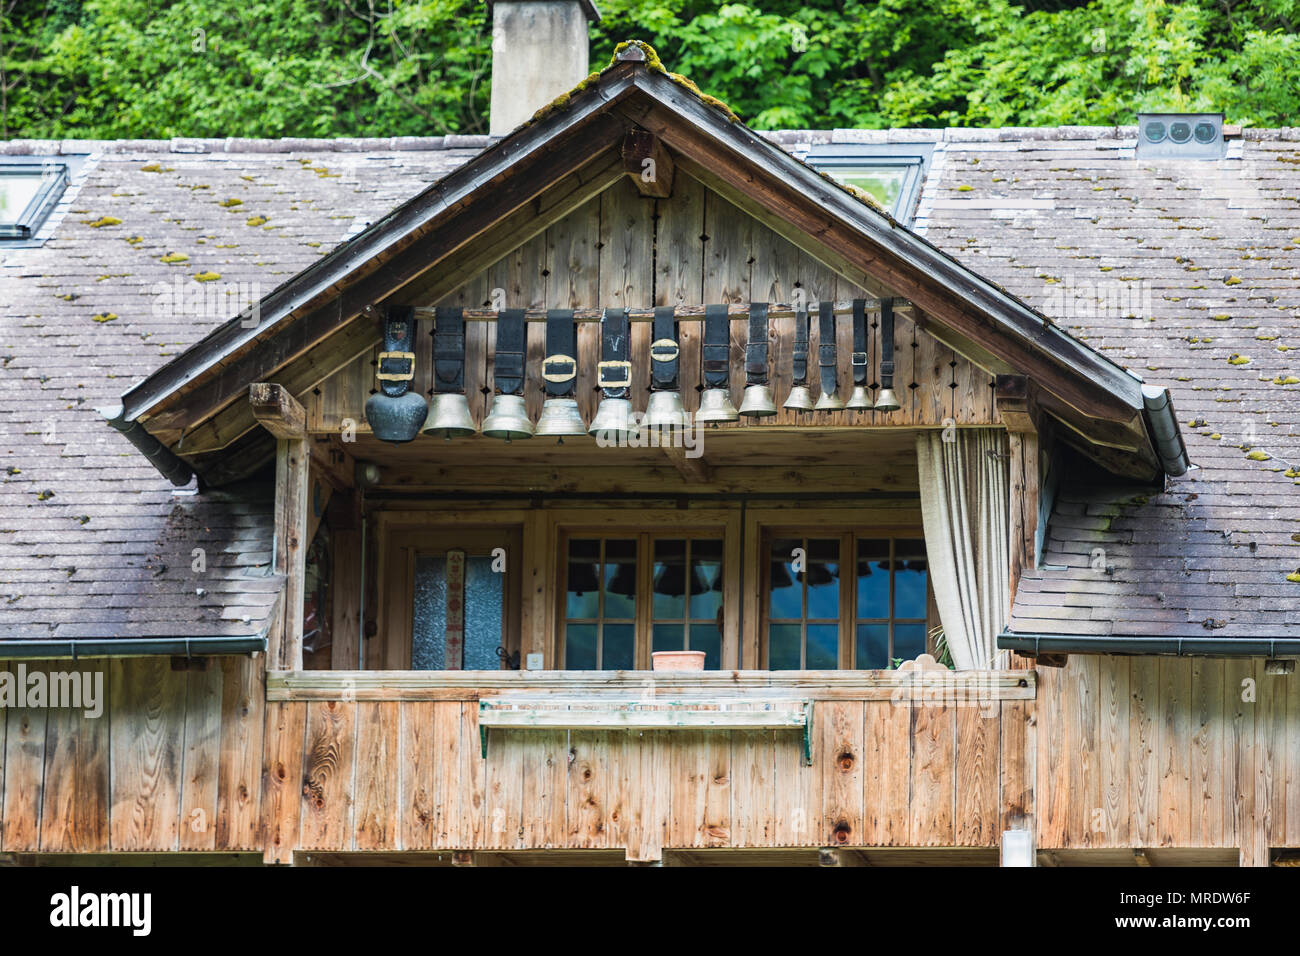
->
xmin=1035 ymin=656 xmax=1299 ymax=859
xmin=236 ymin=692 xmax=1023 ymax=859
xmin=306 ymin=175 xmax=997 ymax=433
xmin=0 ymin=657 xmax=264 ymax=854
xmin=2 ymin=655 xmax=1296 ymax=860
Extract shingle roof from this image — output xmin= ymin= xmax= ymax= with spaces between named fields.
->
xmin=2 ymin=126 xmax=1297 ymax=642
xmin=0 ymin=138 xmax=481 ymax=639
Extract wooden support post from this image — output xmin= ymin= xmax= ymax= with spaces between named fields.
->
xmin=328 ymin=489 xmax=363 ymax=671
xmin=253 ymin=383 xmax=310 ymax=671
xmin=997 ymin=375 xmax=1041 ymax=610
xmin=273 ymin=439 xmax=309 ymax=671
xmin=623 ymin=129 xmax=674 ymax=198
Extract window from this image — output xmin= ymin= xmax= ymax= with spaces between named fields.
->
xmin=0 ymin=162 xmax=69 ymax=239
xmin=853 ymin=538 xmax=928 ymax=668
xmin=651 ymin=538 xmax=724 ymax=669
xmin=764 ymin=534 xmax=928 ymax=670
xmin=564 ymin=538 xmax=638 ymax=670
xmin=382 ymin=526 xmax=521 ymax=670
xmin=806 ymin=144 xmax=933 ymax=225
xmin=562 ymin=533 xmax=726 ymax=670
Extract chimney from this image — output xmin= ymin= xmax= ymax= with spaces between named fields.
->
xmin=489 ymin=0 xmax=601 ymax=136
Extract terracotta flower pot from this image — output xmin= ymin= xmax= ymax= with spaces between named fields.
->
xmin=651 ymin=650 xmax=706 ymax=672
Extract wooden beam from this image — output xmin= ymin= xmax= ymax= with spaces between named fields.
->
xmin=661 ymin=445 xmax=712 ymax=482
xmin=250 ymin=383 xmax=306 ymax=439
xmin=622 ymin=129 xmax=674 ymax=198
xmin=170 ymin=318 xmax=381 ymax=455
xmin=273 ymin=437 xmax=310 ymax=670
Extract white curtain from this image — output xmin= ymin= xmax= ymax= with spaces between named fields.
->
xmin=916 ymin=429 xmax=1011 ymax=670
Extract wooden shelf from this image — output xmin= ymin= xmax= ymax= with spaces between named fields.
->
xmin=477 ymin=696 xmax=814 ymax=763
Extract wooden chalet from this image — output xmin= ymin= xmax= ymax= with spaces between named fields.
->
xmin=1 ymin=15 xmax=1297 ymax=868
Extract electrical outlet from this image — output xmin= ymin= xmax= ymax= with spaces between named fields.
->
xmin=525 ymin=652 xmax=544 ymax=671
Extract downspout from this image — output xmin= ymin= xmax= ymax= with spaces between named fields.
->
xmin=998 ymin=631 xmax=1300 ymax=658
xmin=1140 ymin=385 xmax=1189 ymax=477
xmin=98 ymin=403 xmax=194 ymax=487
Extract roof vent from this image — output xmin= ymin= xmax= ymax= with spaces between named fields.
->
xmin=1136 ymin=112 xmax=1225 ymax=160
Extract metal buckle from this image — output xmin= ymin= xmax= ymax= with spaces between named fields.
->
xmin=851 ymin=351 xmax=869 ymax=367
xmin=650 ymin=338 xmax=679 ymax=362
xmin=597 ymin=359 xmax=632 ymax=388
xmin=376 ymin=350 xmax=416 ymax=382
xmin=542 ymin=354 xmax=577 ymax=383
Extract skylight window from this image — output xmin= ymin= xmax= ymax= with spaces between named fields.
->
xmin=0 ymin=162 xmax=69 ymax=239
xmin=806 ymin=144 xmax=933 ymax=225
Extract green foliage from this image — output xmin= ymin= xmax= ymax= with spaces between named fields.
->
xmin=1 ymin=0 xmax=1297 ymax=137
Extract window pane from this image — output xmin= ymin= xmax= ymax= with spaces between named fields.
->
xmin=688 ymin=539 xmax=723 ymax=619
xmin=806 ymin=624 xmax=839 ymax=670
xmin=804 ymin=539 xmax=840 ymax=619
xmin=835 ymin=168 xmax=907 ymax=211
xmin=894 ymin=622 xmax=928 ymax=663
xmin=856 ymin=623 xmax=890 ymax=670
xmin=566 ymin=539 xmax=600 ymax=618
xmin=565 ymin=623 xmax=597 ymax=670
xmin=603 ymin=623 xmax=635 ymax=670
xmin=689 ymin=622 xmax=722 ymax=671
xmin=768 ymin=623 xmax=802 ymax=670
xmin=894 ymin=540 xmax=928 ymax=619
xmin=411 ymin=555 xmax=447 ymax=671
xmin=652 ymin=622 xmax=685 ymax=654
xmin=0 ymin=174 xmax=41 ymax=221
xmin=463 ymin=556 xmax=503 ymax=670
xmin=651 ymin=538 xmax=687 ymax=618
xmin=856 ymin=539 xmax=890 ymax=618
xmin=768 ymin=538 xmax=801 ymax=618
xmin=603 ymin=539 xmax=638 ymax=618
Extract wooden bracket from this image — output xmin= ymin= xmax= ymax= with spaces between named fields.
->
xmin=995 ymin=375 xmax=1038 ymax=434
xmin=623 ymin=129 xmax=674 ymax=199
xmin=250 ymin=382 xmax=306 ymax=439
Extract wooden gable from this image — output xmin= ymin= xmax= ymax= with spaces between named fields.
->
xmin=307 ymin=175 xmax=998 ymax=444
xmin=118 ymin=44 xmax=1176 ymax=487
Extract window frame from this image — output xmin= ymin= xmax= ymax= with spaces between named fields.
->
xmin=759 ymin=529 xmax=932 ymax=670
xmin=743 ymin=508 xmax=931 ymax=671
xmin=0 ymin=161 xmax=70 ymax=239
xmin=377 ymin=517 xmax=523 ymax=670
xmin=555 ymin=521 xmax=735 ymax=671
xmin=805 ymin=143 xmax=933 ymax=225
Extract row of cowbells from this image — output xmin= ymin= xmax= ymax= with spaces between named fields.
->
xmin=416 ymin=383 xmax=902 ymax=443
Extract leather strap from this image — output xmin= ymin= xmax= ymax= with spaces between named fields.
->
xmin=745 ymin=303 xmax=769 ymax=386
xmin=818 ymin=300 xmax=837 ymax=399
xmin=542 ymin=309 xmax=577 ymax=397
xmin=879 ymin=298 xmax=896 ymax=388
xmin=650 ymin=306 xmax=679 ymax=391
xmin=851 ymin=299 xmax=868 ymax=387
xmin=432 ymin=306 xmax=465 ymax=394
xmin=702 ymin=304 xmax=730 ymax=388
xmin=377 ymin=306 xmax=415 ymax=399
xmin=598 ymin=308 xmax=631 ymax=399
xmin=791 ymin=305 xmax=809 ymax=386
xmin=495 ymin=308 xmax=525 ymax=396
